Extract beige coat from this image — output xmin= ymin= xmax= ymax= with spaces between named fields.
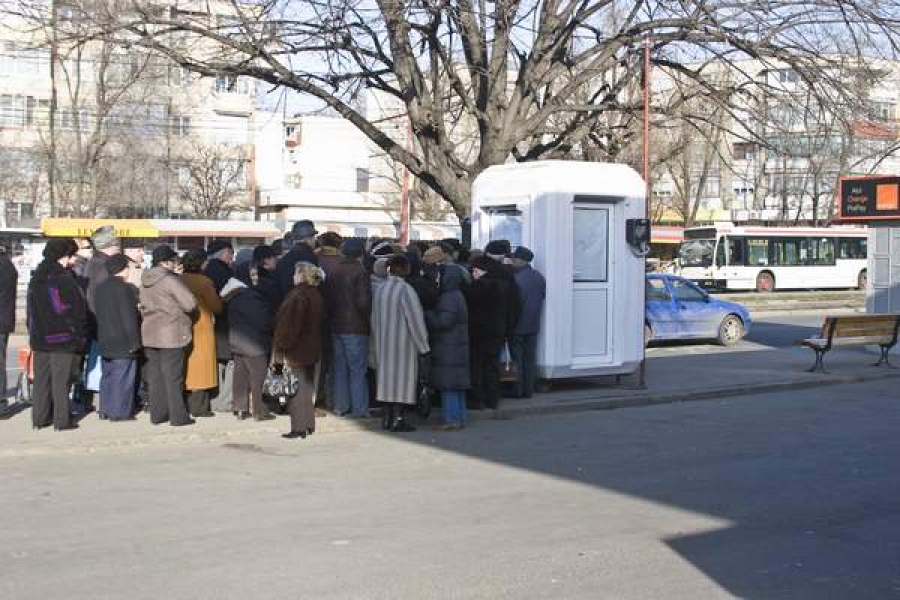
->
xmin=181 ymin=272 xmax=223 ymax=390
xmin=139 ymin=266 xmax=197 ymax=349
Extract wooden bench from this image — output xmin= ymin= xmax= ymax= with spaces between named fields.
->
xmin=802 ymin=314 xmax=900 ymax=372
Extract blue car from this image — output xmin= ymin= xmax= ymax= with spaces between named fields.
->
xmin=645 ymin=274 xmax=752 ymax=346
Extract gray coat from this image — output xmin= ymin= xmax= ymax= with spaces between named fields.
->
xmin=140 ymin=266 xmax=197 ymax=349
xmin=425 ymin=267 xmax=470 ymax=391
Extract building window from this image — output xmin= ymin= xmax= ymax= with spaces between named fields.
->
xmin=215 ymin=74 xmax=250 ymax=94
xmin=170 ymin=65 xmax=192 ymax=87
xmin=171 ymin=115 xmax=191 ymax=137
xmin=732 ymin=142 xmax=756 ymax=160
xmin=775 ymin=69 xmax=798 ymax=83
xmin=0 ymin=94 xmax=25 ymax=126
xmin=356 ymin=168 xmax=369 ymax=193
xmin=871 ymin=101 xmax=895 ymax=122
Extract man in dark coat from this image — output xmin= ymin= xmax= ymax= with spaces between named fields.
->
xmin=509 ymin=246 xmax=546 ymax=398
xmin=275 ymin=220 xmax=319 ymax=296
xmin=466 ymin=255 xmax=514 ymax=410
xmin=323 ymin=238 xmax=371 ymax=417
xmin=204 ymin=239 xmax=235 ymax=413
xmin=27 ymin=239 xmax=89 ymax=430
xmin=94 ymin=254 xmax=141 ymax=420
xmin=0 ymin=247 xmax=17 ymax=404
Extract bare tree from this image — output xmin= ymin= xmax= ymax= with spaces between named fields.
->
xmin=174 ymin=141 xmax=247 ymax=219
xmin=4 ymin=1 xmax=898 ymax=219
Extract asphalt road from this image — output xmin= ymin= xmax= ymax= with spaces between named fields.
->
xmin=1 ymin=379 xmax=898 ymax=600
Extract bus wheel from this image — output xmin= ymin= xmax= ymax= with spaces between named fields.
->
xmin=755 ymin=271 xmax=775 ymax=293
xmin=858 ymin=270 xmax=867 ymax=291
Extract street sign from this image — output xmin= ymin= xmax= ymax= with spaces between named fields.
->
xmin=839 ymin=175 xmax=900 ymax=222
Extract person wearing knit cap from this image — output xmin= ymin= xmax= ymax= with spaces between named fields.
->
xmin=422 ymin=246 xmax=447 ymax=266
xmin=28 ymin=238 xmax=88 ymax=431
xmin=94 ymin=253 xmax=142 ymax=421
xmin=509 ymin=246 xmax=545 ymax=399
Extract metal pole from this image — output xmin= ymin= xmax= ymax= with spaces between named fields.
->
xmin=399 ymin=117 xmax=412 ymax=245
xmin=639 ymin=36 xmax=651 ymax=389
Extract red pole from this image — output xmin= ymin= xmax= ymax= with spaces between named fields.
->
xmin=399 ymin=117 xmax=412 ymax=246
xmin=643 ymin=36 xmax=651 ymax=210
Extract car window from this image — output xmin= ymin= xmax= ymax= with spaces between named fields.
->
xmin=672 ymin=279 xmax=706 ymax=302
xmin=646 ymin=278 xmax=670 ymax=301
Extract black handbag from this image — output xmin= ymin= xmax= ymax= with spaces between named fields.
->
xmin=262 ymin=358 xmax=300 ymax=398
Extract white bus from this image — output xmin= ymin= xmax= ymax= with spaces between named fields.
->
xmin=677 ymin=222 xmax=867 ymax=292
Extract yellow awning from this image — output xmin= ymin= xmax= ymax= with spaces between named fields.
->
xmin=41 ymin=218 xmax=159 ymax=239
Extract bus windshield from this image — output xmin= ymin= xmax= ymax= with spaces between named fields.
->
xmin=678 ymin=239 xmax=715 ymax=267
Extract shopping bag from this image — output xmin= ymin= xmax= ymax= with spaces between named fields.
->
xmin=15 ymin=370 xmax=32 ymax=406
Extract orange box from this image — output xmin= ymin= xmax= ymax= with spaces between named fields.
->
xmin=876 ymin=183 xmax=899 ymax=210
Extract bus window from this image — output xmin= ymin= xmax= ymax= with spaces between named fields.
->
xmin=806 ymin=237 xmax=835 ymax=265
xmin=746 ymin=238 xmax=770 ymax=266
xmin=838 ymin=238 xmax=866 ymax=259
xmin=726 ymin=236 xmax=745 ymax=266
xmin=772 ymin=238 xmax=803 ymax=265
xmin=678 ymin=239 xmax=715 ymax=267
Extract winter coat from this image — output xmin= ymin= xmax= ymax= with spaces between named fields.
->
xmin=425 ymin=266 xmax=470 ymax=391
xmin=204 ymin=258 xmax=233 ymax=360
xmin=513 ymin=265 xmax=547 ymax=336
xmin=94 ymin=276 xmax=141 ymax=359
xmin=275 ymin=243 xmax=318 ymax=297
xmin=27 ymin=260 xmax=89 ymax=353
xmin=273 ymin=283 xmax=323 ymax=368
xmin=181 ymin=272 xmax=223 ymax=391
xmin=317 ymin=247 xmax=342 ymax=278
xmin=226 ymin=284 xmax=274 ymax=358
xmin=139 ymin=266 xmax=197 ymax=349
xmin=0 ymin=253 xmax=18 ymax=334
xmin=85 ymin=250 xmax=113 ymax=314
xmin=371 ymin=276 xmax=430 ymax=405
xmin=466 ymin=268 xmax=512 ymax=349
xmin=323 ymin=257 xmax=371 ymax=335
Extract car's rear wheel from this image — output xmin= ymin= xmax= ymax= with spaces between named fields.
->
xmin=717 ymin=314 xmax=744 ymax=346
xmin=755 ymin=271 xmax=775 ymax=293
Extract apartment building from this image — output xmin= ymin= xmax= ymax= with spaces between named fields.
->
xmin=0 ymin=9 xmax=256 ymax=227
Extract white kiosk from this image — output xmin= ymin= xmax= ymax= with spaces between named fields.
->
xmin=471 ymin=161 xmax=647 ymax=380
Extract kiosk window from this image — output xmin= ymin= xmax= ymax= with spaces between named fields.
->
xmin=573 ymin=207 xmax=608 ymax=282
xmin=487 ymin=209 xmax=523 ymax=248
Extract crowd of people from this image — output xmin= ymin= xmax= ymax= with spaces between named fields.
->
xmin=10 ymin=218 xmax=546 ymax=438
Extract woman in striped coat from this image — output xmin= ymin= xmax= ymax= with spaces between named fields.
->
xmin=371 ymin=255 xmax=430 ymax=432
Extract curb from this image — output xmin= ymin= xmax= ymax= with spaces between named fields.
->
xmin=3 ymin=367 xmax=899 ymax=457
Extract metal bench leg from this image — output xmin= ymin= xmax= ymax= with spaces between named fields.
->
xmin=807 ymin=350 xmax=827 ymax=373
xmin=873 ymin=346 xmax=896 ymax=368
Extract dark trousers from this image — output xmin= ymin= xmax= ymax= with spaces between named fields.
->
xmin=233 ymin=354 xmax=269 ymax=417
xmin=470 ymin=340 xmax=502 ymax=409
xmin=99 ymin=358 xmax=137 ymax=419
xmin=32 ymin=351 xmax=78 ymax=428
xmin=187 ymin=390 xmax=210 ymax=416
xmin=288 ymin=365 xmax=316 ymax=433
xmin=0 ymin=332 xmax=7 ymax=399
xmin=145 ymin=346 xmax=191 ymax=426
xmin=509 ymin=334 xmax=539 ymax=398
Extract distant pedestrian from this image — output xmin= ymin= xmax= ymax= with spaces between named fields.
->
xmin=371 ymin=255 xmax=430 ymax=432
xmin=324 ymin=238 xmax=371 ymax=417
xmin=274 ymin=262 xmax=325 ymax=439
xmin=425 ymin=264 xmax=470 ymax=430
xmin=0 ymin=245 xmax=17 ymax=404
xmin=94 ymin=255 xmax=141 ymax=421
xmin=509 ymin=246 xmax=545 ymax=398
xmin=27 ymin=239 xmax=88 ymax=431
xmin=223 ymin=272 xmax=275 ymax=421
xmin=276 ymin=220 xmax=319 ymax=296
xmin=180 ymin=249 xmax=223 ymax=418
xmin=140 ymin=246 xmax=197 ymax=427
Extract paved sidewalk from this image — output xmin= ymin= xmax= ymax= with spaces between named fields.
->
xmin=1 ymin=342 xmax=896 ymax=457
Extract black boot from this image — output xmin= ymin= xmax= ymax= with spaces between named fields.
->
xmin=391 ymin=405 xmax=416 ymax=433
xmin=381 ymin=404 xmax=394 ymax=430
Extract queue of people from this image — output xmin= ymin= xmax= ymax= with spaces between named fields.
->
xmin=15 ymin=219 xmax=546 ymax=437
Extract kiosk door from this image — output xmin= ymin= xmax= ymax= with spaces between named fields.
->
xmin=571 ymin=202 xmax=614 ymax=364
